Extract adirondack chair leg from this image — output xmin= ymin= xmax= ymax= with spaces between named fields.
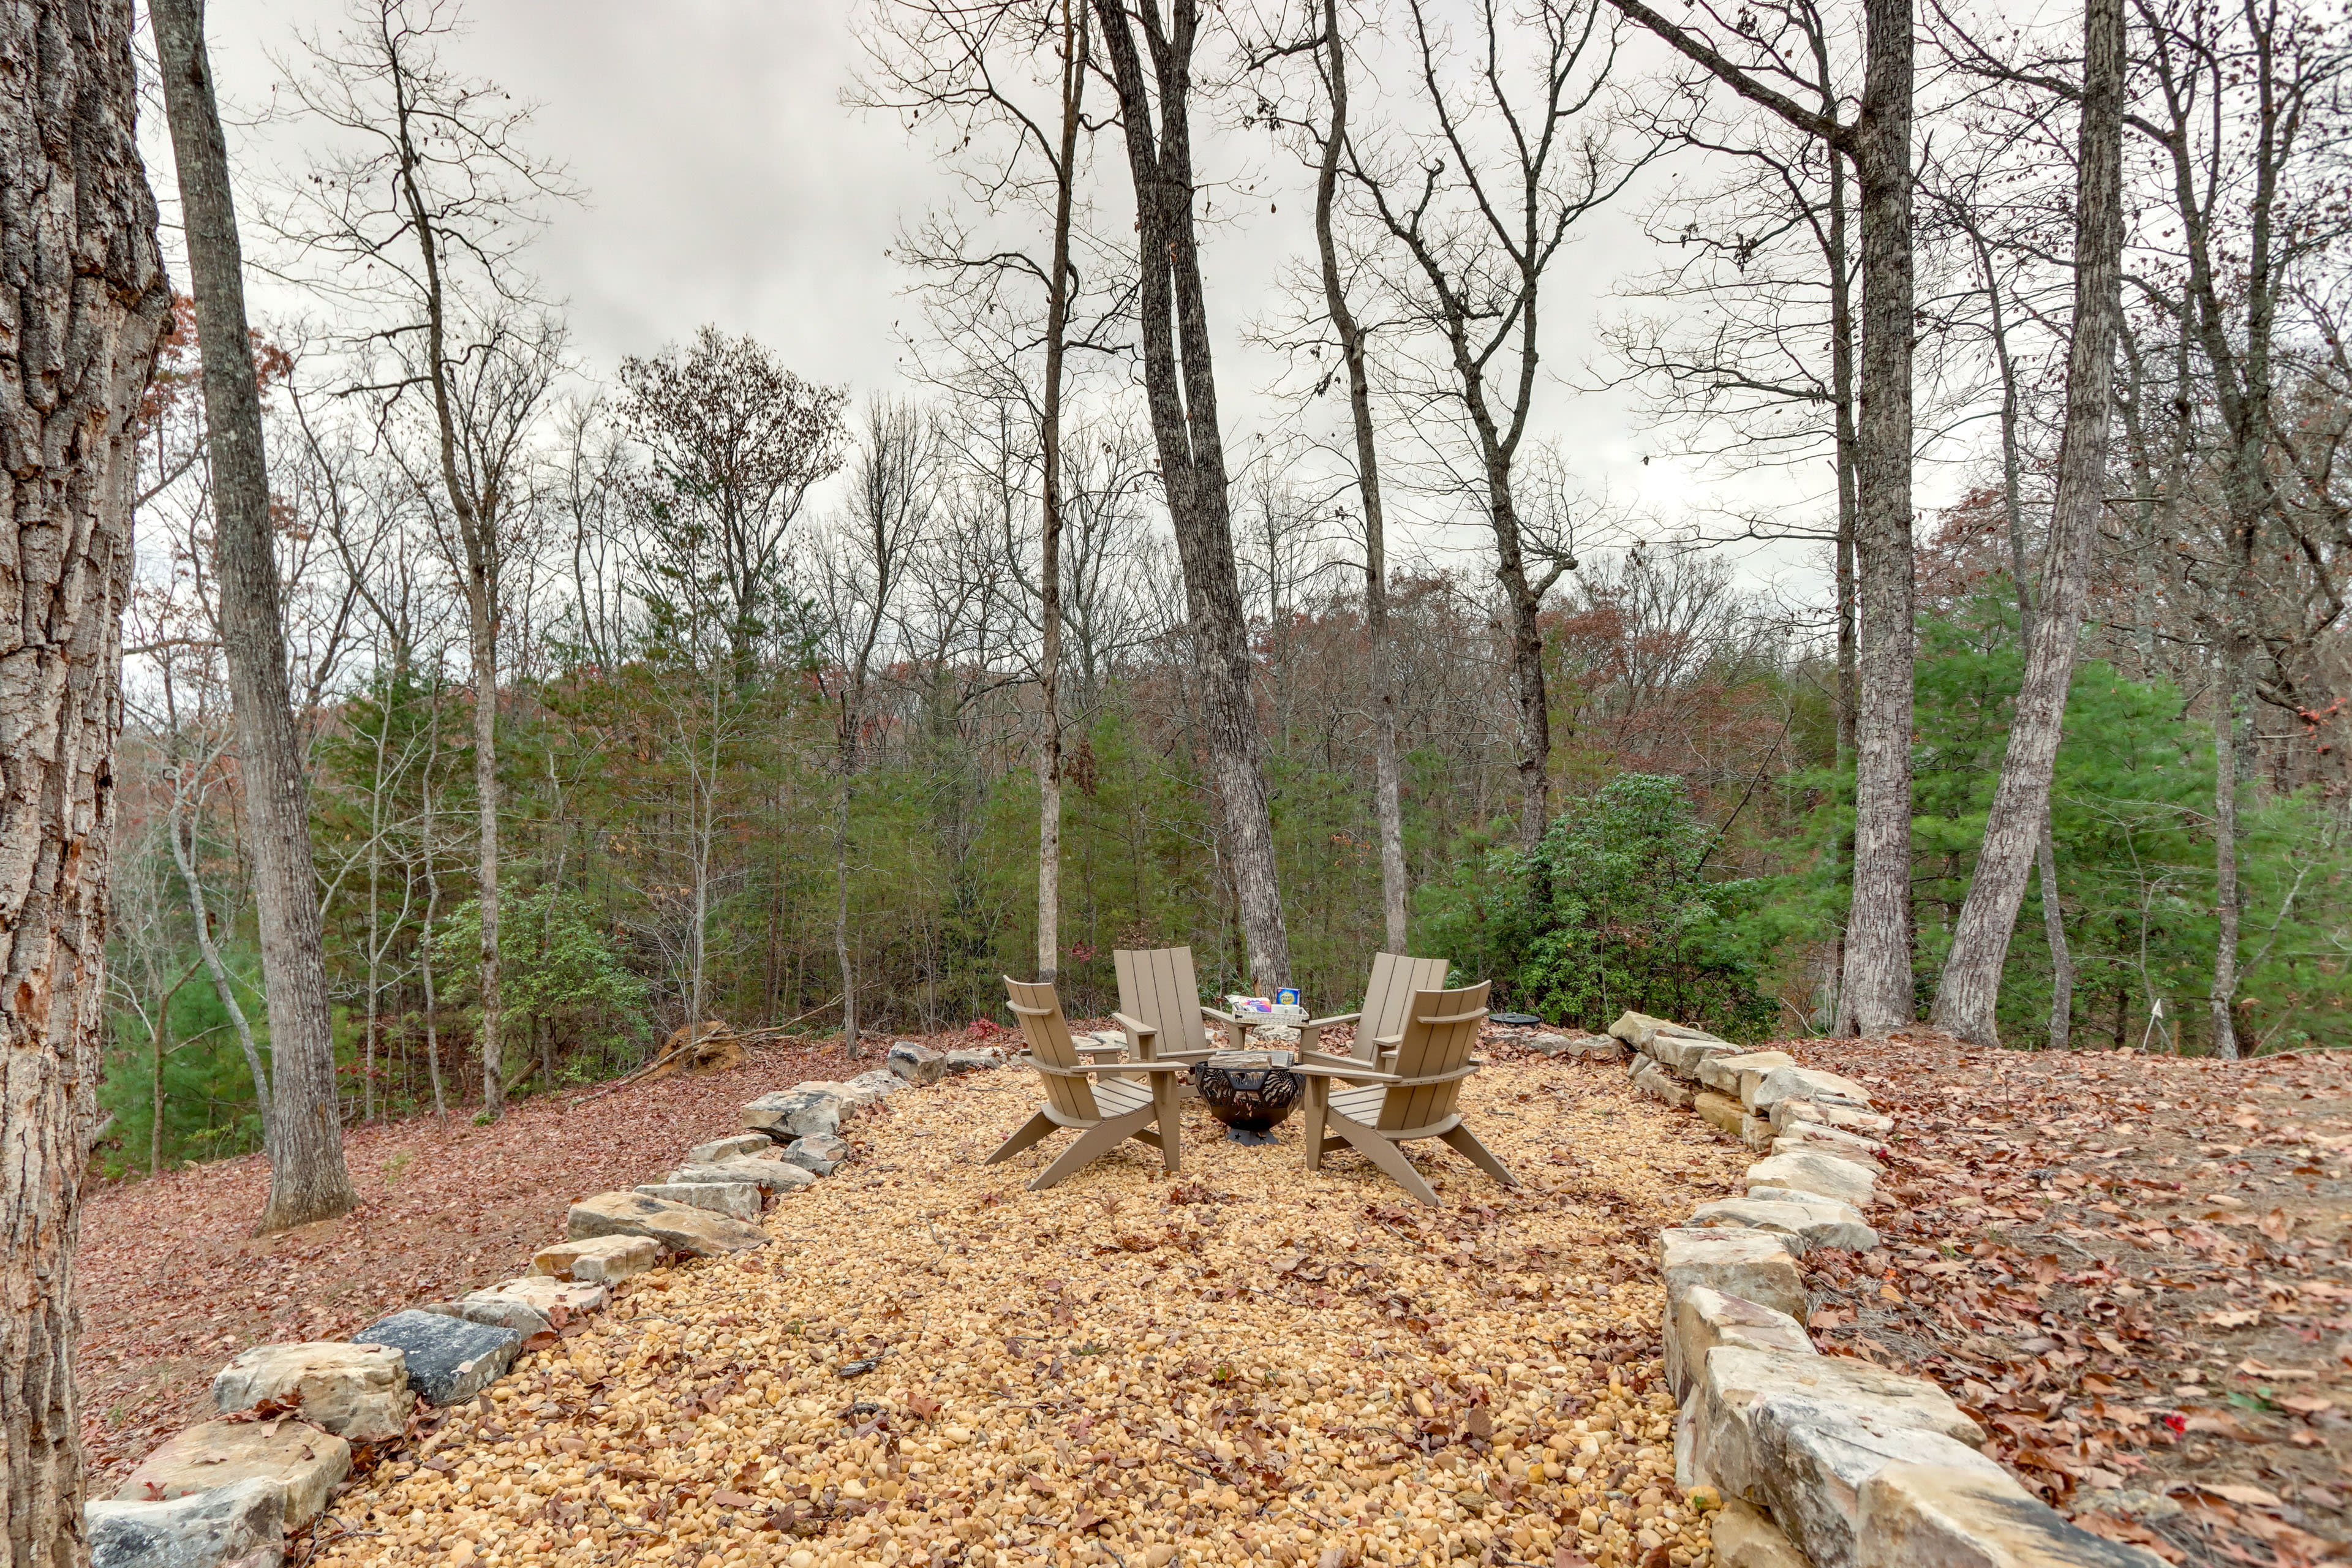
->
xmin=1028 ymin=1106 xmax=1158 ymax=1192
xmin=1301 ymin=1077 xmax=1330 ymax=1172
xmin=1150 ymin=1073 xmax=1182 ymax=1174
xmin=1327 ymin=1115 xmax=1441 ymax=1206
xmin=1439 ymin=1123 xmax=1521 ymax=1189
xmin=986 ymin=1109 xmax=1058 ymax=1166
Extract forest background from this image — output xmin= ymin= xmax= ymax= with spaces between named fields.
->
xmin=107 ymin=0 xmax=2352 ymax=1178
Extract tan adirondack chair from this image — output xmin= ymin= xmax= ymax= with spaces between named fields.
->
xmin=1298 ymin=951 xmax=1451 ymax=1071
xmin=987 ymin=978 xmax=1186 ymax=1191
xmin=1112 ymin=947 xmax=1231 ymax=1085
xmin=1294 ymin=981 xmax=1517 ymax=1206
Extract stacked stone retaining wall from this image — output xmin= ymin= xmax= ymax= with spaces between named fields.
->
xmin=1611 ymin=1012 xmax=2165 ymax=1568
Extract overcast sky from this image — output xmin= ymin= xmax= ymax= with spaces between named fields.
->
xmin=172 ymin=0 xmax=1841 ymax=590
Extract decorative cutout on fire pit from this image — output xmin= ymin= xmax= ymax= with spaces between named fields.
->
xmin=1195 ymin=1050 xmax=1302 ymax=1145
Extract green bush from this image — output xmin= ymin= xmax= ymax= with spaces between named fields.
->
xmin=1420 ymin=774 xmax=1776 ymax=1039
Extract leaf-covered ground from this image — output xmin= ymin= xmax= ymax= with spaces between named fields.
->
xmin=1782 ymin=1038 xmax=2351 ymax=1568
xmin=75 ymin=1038 xmax=875 ymax=1481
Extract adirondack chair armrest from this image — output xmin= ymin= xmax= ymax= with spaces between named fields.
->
xmin=1418 ymin=1008 xmax=1490 ymax=1026
xmin=1291 ymin=1061 xmax=1398 ymax=1082
xmin=1109 ymin=1011 xmax=1159 ymax=1044
xmin=1199 ymin=1006 xmax=1238 ymax=1023
xmin=1370 ymin=1031 xmax=1404 ymax=1049
xmin=1302 ymin=1009 xmax=1360 ymax=1031
xmin=1294 ymin=1047 xmax=1370 ymax=1071
xmin=1387 ymin=1061 xmax=1483 ymax=1088
xmin=1017 ymin=1054 xmax=1188 ymax=1078
xmin=1076 ymin=1041 xmax=1125 ymax=1060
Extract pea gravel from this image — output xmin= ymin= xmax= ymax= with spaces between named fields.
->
xmin=314 ymin=1050 xmax=1747 ymax=1568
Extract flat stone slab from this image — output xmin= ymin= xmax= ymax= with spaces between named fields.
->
xmin=888 ymin=1040 xmax=947 ymax=1084
xmin=213 ymin=1341 xmax=411 ymax=1442
xmin=352 ymin=1310 xmax=522 ymax=1406
xmin=1530 ymin=1031 xmax=1626 ymax=1060
xmin=1632 ymin=1057 xmax=1695 ymax=1109
xmin=1747 ymin=1149 xmax=1877 ymax=1209
xmin=743 ymin=1083 xmax=855 ymax=1139
xmin=942 ymin=1047 xmax=1005 ymax=1074
xmin=678 ymin=1155 xmax=815 ymax=1193
xmin=685 ymin=1133 xmax=774 ymax=1166
xmin=1658 ymin=1227 xmax=1806 ymax=1321
xmin=567 ymin=1189 xmax=769 ymax=1257
xmin=1711 ymin=1499 xmax=1811 ymax=1568
xmin=639 ymin=1180 xmax=762 ymax=1220
xmin=1774 ymin=1098 xmax=1896 ymax=1136
xmin=118 ymin=1420 xmax=351 ymax=1527
xmin=530 ymin=1233 xmax=658 ymax=1284
xmin=475 ymin=1275 xmax=606 ymax=1319
xmin=1700 ymin=1050 xmax=1796 ymax=1099
xmin=780 ymin=1133 xmax=851 ymax=1175
xmin=1695 ymin=1089 xmax=1748 ymax=1136
xmin=1667 ymin=1285 xmax=1815 ymax=1399
xmin=1687 ymin=1346 xmax=1996 ymax=1568
xmin=1858 ymin=1461 xmax=2167 ymax=1568
xmin=1609 ymin=1011 xmax=1728 ymax=1051
xmin=1656 ymin=1035 xmax=1745 ymax=1076
xmin=1690 ymin=1197 xmax=1879 ymax=1254
xmin=88 ymin=1476 xmax=287 ymax=1568
xmin=423 ymin=1296 xmax=551 ymax=1338
xmin=1774 ymin=1131 xmax=1883 ymax=1170
xmin=1750 ymin=1064 xmax=1875 ymax=1115
xmin=430 ymin=1273 xmax=609 ymax=1338
xmin=844 ymin=1069 xmax=907 ymax=1102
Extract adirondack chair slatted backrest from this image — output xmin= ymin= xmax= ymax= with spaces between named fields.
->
xmin=1005 ymin=978 xmax=1101 ymax=1121
xmin=1379 ymin=981 xmax=1491 ymax=1133
xmin=1357 ymin=953 xmax=1452 ymax=1060
xmin=1114 ymin=946 xmax=1213 ymax=1058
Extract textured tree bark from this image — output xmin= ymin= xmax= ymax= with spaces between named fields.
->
xmin=2211 ymin=652 xmax=2242 ymax=1060
xmin=1929 ymin=0 xmax=2124 ymax=1046
xmin=2038 ymin=822 xmax=2073 ymax=1050
xmin=1092 ymin=0 xmax=1291 ymax=987
xmin=1834 ymin=0 xmax=1917 ymax=1038
xmin=0 ymin=3 xmax=169 ymax=1559
xmin=1036 ymin=0 xmax=1086 ymax=986
xmin=1314 ymin=0 xmax=1408 ymax=951
xmin=151 ymin=0 xmax=356 ymax=1226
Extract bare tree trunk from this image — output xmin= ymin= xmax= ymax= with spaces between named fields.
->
xmin=1835 ymin=0 xmax=1917 ymax=1038
xmin=1036 ymin=0 xmax=1087 ymax=986
xmin=834 ymin=769 xmax=858 ymax=1053
xmin=167 ymin=794 xmax=270 ymax=1142
xmin=2038 ymin=822 xmax=2073 ymax=1050
xmin=1930 ymin=0 xmax=2124 ymax=1045
xmin=1314 ymin=0 xmax=1409 ymax=949
xmin=1092 ymin=0 xmax=1292 ymax=989
xmin=2211 ymin=650 xmax=2242 ymax=1060
xmin=421 ymin=845 xmax=447 ymax=1118
xmin=151 ymin=0 xmax=355 ymax=1230
xmin=149 ymin=1008 xmax=168 ymax=1177
xmin=470 ymin=603 xmax=503 ymax=1114
xmin=1830 ymin=153 xmax=1860 ymax=771
xmin=0 ymin=2 xmax=168 ymax=1557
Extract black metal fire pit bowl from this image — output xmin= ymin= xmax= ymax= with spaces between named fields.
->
xmin=1194 ymin=1049 xmax=1303 ymax=1145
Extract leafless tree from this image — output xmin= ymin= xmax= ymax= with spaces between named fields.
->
xmin=1351 ymin=0 xmax=1649 ymax=846
xmin=1607 ymin=0 xmax=1921 ymax=1038
xmin=813 ymin=401 xmax=938 ymax=1050
xmin=1090 ymin=0 xmax=1294 ymax=987
xmin=275 ymin=0 xmax=576 ymax=1117
xmin=151 ymin=0 xmax=358 ymax=1231
xmin=1929 ymin=0 xmax=2126 ymax=1046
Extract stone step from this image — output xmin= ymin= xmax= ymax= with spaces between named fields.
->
xmin=116 ymin=1421 xmax=350 ymax=1528
xmin=211 ymin=1341 xmax=411 ymax=1442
